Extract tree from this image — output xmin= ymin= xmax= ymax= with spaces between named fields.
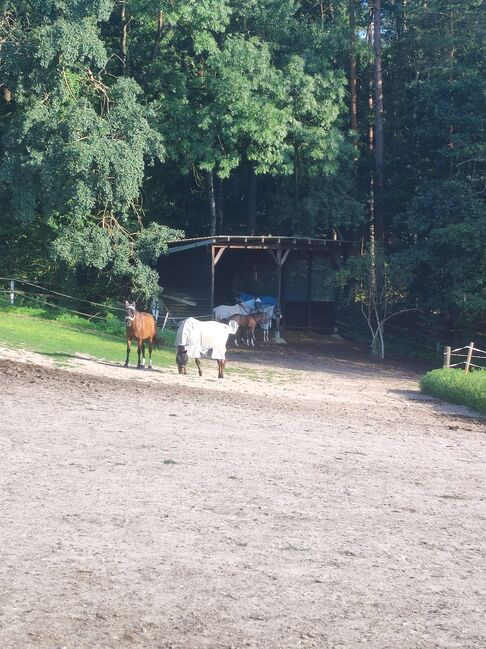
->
xmin=0 ymin=0 xmax=180 ymax=298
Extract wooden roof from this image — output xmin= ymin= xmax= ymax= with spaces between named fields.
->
xmin=167 ymin=235 xmax=352 ymax=254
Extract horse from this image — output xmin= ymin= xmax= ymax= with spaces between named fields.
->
xmin=213 ymin=298 xmax=262 ymax=322
xmin=229 ymin=312 xmax=269 ymax=347
xmin=124 ymin=301 xmax=157 ymax=369
xmin=175 ymin=317 xmax=238 ymax=378
xmin=258 ymin=305 xmax=282 ymax=343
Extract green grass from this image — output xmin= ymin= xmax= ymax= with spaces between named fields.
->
xmin=420 ymin=368 xmax=486 ymax=415
xmin=0 ymin=308 xmax=175 ymax=368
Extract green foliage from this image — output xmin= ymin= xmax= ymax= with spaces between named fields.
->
xmin=420 ymin=368 xmax=486 ymax=415
xmin=0 ymin=293 xmax=126 ymax=336
xmin=0 ymin=0 xmax=484 ymax=347
xmin=136 ymin=223 xmax=184 ymax=266
xmin=384 ymin=0 xmax=486 ymax=338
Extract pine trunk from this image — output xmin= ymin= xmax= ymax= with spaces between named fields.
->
xmin=248 ymin=164 xmax=257 ymax=235
xmin=216 ymin=177 xmax=224 ymax=234
xmin=349 ymin=0 xmax=358 ymax=138
xmin=208 ymin=171 xmax=217 ymax=236
xmin=152 ymin=10 xmax=164 ymax=58
xmin=120 ymin=1 xmax=128 ymax=74
xmin=373 ymin=0 xmax=384 ymax=292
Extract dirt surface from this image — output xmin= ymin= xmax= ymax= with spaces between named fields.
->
xmin=0 ymin=336 xmax=485 ymax=649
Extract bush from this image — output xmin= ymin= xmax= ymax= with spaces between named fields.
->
xmin=420 ymin=368 xmax=486 ymax=414
xmin=158 ymin=327 xmax=176 ymax=348
xmin=0 ymin=299 xmax=126 ymax=337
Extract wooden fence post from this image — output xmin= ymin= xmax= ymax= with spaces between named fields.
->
xmin=443 ymin=346 xmax=451 ymax=369
xmin=464 ymin=342 xmax=474 ymax=373
xmin=10 ymin=280 xmax=15 ymax=305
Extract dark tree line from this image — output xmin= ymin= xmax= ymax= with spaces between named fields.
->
xmin=0 ymin=1 xmax=484 ymax=343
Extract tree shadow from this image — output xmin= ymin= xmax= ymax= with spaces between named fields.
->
xmin=225 ymin=334 xmax=425 ymax=380
xmin=388 ymin=388 xmax=486 ymax=422
xmin=41 ymin=351 xmax=168 ymax=372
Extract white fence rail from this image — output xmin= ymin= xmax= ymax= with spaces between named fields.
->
xmin=443 ymin=342 xmax=486 ymax=372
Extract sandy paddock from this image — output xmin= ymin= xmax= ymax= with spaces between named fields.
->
xmin=0 ymin=335 xmax=484 ymax=649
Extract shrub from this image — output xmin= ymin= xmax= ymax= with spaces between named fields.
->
xmin=158 ymin=327 xmax=176 ymax=348
xmin=420 ymin=368 xmax=486 ymax=414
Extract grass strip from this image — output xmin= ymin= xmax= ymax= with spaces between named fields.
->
xmin=0 ymin=310 xmax=175 ymax=368
xmin=420 ymin=368 xmax=486 ymax=415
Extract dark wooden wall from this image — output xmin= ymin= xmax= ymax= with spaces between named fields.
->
xmin=157 ymin=246 xmax=212 ymax=318
xmin=158 ymin=244 xmax=339 ymax=331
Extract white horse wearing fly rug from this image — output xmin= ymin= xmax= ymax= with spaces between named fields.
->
xmin=175 ymin=317 xmax=238 ymax=378
xmin=213 ymin=298 xmax=262 ymax=322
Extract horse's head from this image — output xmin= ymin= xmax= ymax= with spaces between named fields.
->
xmin=125 ymin=300 xmax=137 ymax=324
xmin=176 ymin=345 xmax=188 ymax=374
xmin=228 ymin=319 xmax=239 ymax=335
xmin=273 ymin=305 xmax=282 ymax=319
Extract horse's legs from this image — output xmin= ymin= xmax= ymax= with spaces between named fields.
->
xmin=124 ymin=339 xmax=131 ymax=367
xmin=141 ymin=341 xmax=146 ymax=367
xmin=218 ymin=359 xmax=225 ymax=378
xmin=195 ymin=358 xmax=202 ymax=376
xmin=137 ymin=340 xmax=142 ymax=367
xmin=147 ymin=339 xmax=153 ymax=369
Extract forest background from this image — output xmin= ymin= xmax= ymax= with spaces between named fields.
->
xmin=0 ymin=0 xmax=484 ymax=349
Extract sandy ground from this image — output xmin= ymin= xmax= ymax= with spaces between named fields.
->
xmin=0 ymin=335 xmax=485 ymax=649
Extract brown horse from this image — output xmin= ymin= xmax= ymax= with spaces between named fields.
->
xmin=229 ymin=312 xmax=269 ymax=347
xmin=124 ymin=301 xmax=157 ymax=369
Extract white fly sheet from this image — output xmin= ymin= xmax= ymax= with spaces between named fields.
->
xmin=176 ymin=318 xmax=238 ymax=360
xmin=257 ymin=305 xmax=283 ymax=342
xmin=213 ymin=298 xmax=261 ymax=322
xmin=257 ymin=305 xmax=280 ymax=331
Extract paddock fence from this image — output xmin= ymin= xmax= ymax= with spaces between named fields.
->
xmin=443 ymin=343 xmax=486 ymax=372
xmin=0 ymin=277 xmax=197 ymax=333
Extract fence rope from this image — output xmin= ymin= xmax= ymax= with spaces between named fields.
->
xmin=0 ymin=280 xmax=206 ymax=331
xmin=1 ymin=290 xmax=113 ymax=321
xmin=0 ymin=277 xmax=126 ymax=312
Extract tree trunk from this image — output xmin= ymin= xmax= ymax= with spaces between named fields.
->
xmin=367 ymin=6 xmax=374 ymax=255
xmin=349 ymin=0 xmax=358 ymax=139
xmin=447 ymin=9 xmax=456 ymax=174
xmin=119 ymin=0 xmax=128 ymax=74
xmin=373 ymin=0 xmax=385 ymax=292
xmin=152 ymin=10 xmax=164 ymax=59
xmin=248 ymin=163 xmax=257 ymax=235
xmin=208 ymin=171 xmax=217 ymax=236
xmin=216 ymin=177 xmax=224 ymax=234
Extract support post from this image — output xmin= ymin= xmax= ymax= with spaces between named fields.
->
xmin=465 ymin=342 xmax=474 ymax=372
xmin=307 ymin=251 xmax=312 ymax=330
xmin=273 ymin=249 xmax=289 ymax=342
xmin=443 ymin=346 xmax=451 ymax=369
xmin=210 ymin=247 xmax=215 ymax=316
xmin=276 ymin=250 xmax=282 ymax=340
xmin=10 ymin=280 xmax=15 ymax=305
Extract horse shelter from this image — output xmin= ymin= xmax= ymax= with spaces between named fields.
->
xmin=156 ymin=236 xmax=352 ymax=336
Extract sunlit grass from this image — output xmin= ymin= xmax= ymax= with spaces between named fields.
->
xmin=0 ymin=310 xmax=175 ymax=368
xmin=420 ymin=368 xmax=486 ymax=415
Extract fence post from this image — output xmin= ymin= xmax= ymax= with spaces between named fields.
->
xmin=443 ymin=346 xmax=451 ymax=369
xmin=464 ymin=342 xmax=474 ymax=373
xmin=10 ymin=280 xmax=15 ymax=305
xmin=436 ymin=341 xmax=441 ymax=359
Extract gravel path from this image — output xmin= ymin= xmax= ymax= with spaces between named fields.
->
xmin=0 ymin=338 xmax=484 ymax=649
